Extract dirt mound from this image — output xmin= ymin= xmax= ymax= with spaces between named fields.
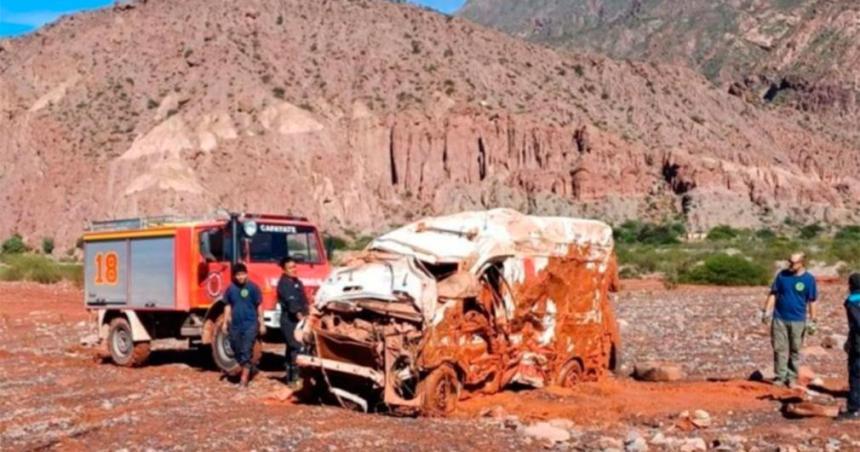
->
xmin=1 ymin=0 xmax=859 ymax=251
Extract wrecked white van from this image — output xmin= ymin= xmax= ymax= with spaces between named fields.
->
xmin=296 ymin=209 xmax=620 ymax=415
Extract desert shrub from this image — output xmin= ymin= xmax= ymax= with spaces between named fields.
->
xmin=755 ymin=228 xmax=777 ymax=240
xmin=679 ymin=254 xmax=770 ymax=286
xmin=835 ymin=226 xmax=860 ymax=242
xmin=0 ymin=254 xmax=62 ymax=284
xmin=614 ymin=221 xmax=685 ymax=245
xmin=707 ymin=225 xmax=741 ymax=241
xmin=799 ymin=224 xmax=824 ymax=239
xmin=351 ymin=235 xmax=375 ymax=250
xmin=2 ymin=234 xmax=28 ymax=254
xmin=59 ymin=264 xmax=84 ymax=288
xmin=42 ymin=237 xmax=55 ymax=255
xmin=325 ymin=235 xmax=350 ymax=251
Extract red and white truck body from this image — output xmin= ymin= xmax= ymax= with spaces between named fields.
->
xmin=83 ymin=213 xmax=331 ymax=371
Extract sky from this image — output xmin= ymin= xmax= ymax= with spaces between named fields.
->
xmin=0 ymin=0 xmax=466 ymax=38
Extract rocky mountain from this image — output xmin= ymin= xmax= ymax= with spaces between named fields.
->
xmin=459 ymin=0 xmax=860 ymax=118
xmin=1 ymin=0 xmax=859 ymax=251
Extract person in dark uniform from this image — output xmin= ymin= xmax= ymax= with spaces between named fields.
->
xmin=838 ymin=273 xmax=860 ymax=421
xmin=277 ymin=257 xmax=308 ymax=386
xmin=222 ymin=263 xmax=264 ymax=387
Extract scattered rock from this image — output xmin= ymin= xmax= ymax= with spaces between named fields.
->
xmin=79 ymin=334 xmax=99 ymax=346
xmin=101 ymin=400 xmax=114 ymax=410
xmin=713 ymin=434 xmax=746 ymax=450
xmin=679 ymin=437 xmax=707 ymax=452
xmin=784 ymin=402 xmax=838 ymax=418
xmin=798 ymin=366 xmax=816 ymax=386
xmin=633 ymin=362 xmax=685 ymax=382
xmin=691 ymin=410 xmax=711 ymax=428
xmin=822 ymin=334 xmax=847 ymax=350
xmin=479 ymin=405 xmax=507 ymax=419
xmin=522 ymin=422 xmax=571 ymax=444
xmin=547 ymin=418 xmax=574 ymax=430
xmin=650 ymin=432 xmax=667 ymax=445
xmin=598 ymin=436 xmax=624 ymax=450
xmin=503 ymin=416 xmax=523 ymax=431
xmin=625 ymin=430 xmax=649 ymax=452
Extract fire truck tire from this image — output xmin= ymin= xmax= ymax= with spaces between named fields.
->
xmin=419 ymin=364 xmax=460 ymax=416
xmin=211 ymin=315 xmax=263 ymax=376
xmin=108 ymin=317 xmax=150 ymax=367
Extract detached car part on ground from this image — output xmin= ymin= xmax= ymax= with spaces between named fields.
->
xmin=296 ymin=209 xmax=621 ymax=415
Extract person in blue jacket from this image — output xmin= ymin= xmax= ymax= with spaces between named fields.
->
xmin=761 ymin=252 xmax=817 ymax=387
xmin=222 ymin=263 xmax=264 ymax=387
xmin=838 ymin=273 xmax=860 ymax=421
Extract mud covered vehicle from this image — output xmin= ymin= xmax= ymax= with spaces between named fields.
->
xmin=296 ymin=209 xmax=620 ymax=415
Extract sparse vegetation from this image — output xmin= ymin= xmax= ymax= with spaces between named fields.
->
xmin=799 ymin=223 xmax=824 ymax=239
xmin=616 ymin=222 xmax=860 ymax=285
xmin=613 ymin=220 xmax=685 ymax=246
xmin=272 ymin=86 xmax=286 ymax=100
xmin=678 ymin=254 xmax=770 ymax=286
xmin=0 ymin=253 xmax=82 ymax=285
xmin=41 ymin=237 xmax=55 ymax=255
xmin=2 ymin=234 xmax=28 ymax=254
xmin=706 ymin=225 xmax=741 ymax=241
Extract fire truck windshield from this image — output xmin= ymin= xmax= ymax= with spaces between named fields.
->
xmin=246 ymin=224 xmax=323 ymax=264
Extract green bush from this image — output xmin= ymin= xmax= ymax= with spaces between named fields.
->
xmin=707 ymin=225 xmax=740 ymax=241
xmin=835 ymin=226 xmax=860 ymax=241
xmin=0 ymin=254 xmax=70 ymax=284
xmin=59 ymin=264 xmax=84 ymax=287
xmin=42 ymin=237 xmax=55 ymax=255
xmin=755 ymin=228 xmax=777 ymax=240
xmin=2 ymin=233 xmax=28 ymax=254
xmin=679 ymin=254 xmax=770 ymax=286
xmin=614 ymin=221 xmax=685 ymax=245
xmin=799 ymin=224 xmax=824 ymax=239
xmin=325 ymin=235 xmax=350 ymax=251
xmin=352 ymin=235 xmax=375 ymax=250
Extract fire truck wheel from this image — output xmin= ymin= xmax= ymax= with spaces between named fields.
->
xmin=419 ymin=364 xmax=460 ymax=417
xmin=212 ymin=315 xmax=240 ymax=376
xmin=108 ymin=317 xmax=150 ymax=367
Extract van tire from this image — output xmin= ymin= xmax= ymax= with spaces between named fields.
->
xmin=420 ymin=365 xmax=460 ymax=416
xmin=108 ymin=317 xmax=150 ymax=367
xmin=555 ymin=358 xmax=584 ymax=388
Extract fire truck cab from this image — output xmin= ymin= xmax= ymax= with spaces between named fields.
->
xmin=83 ymin=212 xmax=331 ymax=374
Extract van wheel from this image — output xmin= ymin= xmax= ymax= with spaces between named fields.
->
xmin=555 ymin=359 xmax=584 ymax=388
xmin=211 ymin=315 xmax=262 ymax=376
xmin=108 ymin=317 xmax=150 ymax=367
xmin=420 ymin=365 xmax=460 ymax=416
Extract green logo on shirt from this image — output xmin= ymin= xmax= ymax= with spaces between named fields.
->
xmin=240 ymin=288 xmax=249 ymax=298
xmin=795 ymin=282 xmax=805 ymax=292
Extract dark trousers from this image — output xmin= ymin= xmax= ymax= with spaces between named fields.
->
xmin=229 ymin=322 xmax=257 ymax=368
xmin=847 ymin=304 xmax=860 ymax=411
xmin=281 ymin=315 xmax=303 ymax=378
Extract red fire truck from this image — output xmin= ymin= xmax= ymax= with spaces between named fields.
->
xmin=83 ymin=212 xmax=331 ymax=374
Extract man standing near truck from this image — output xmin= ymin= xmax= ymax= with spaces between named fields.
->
xmin=761 ymin=252 xmax=818 ymax=388
xmin=223 ymin=263 xmax=264 ymax=387
xmin=277 ymin=257 xmax=308 ymax=386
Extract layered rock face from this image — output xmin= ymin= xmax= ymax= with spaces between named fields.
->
xmin=0 ymin=0 xmax=858 ymax=251
xmin=459 ymin=0 xmax=860 ymax=118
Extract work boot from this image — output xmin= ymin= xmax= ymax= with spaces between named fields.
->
xmin=240 ymin=367 xmax=250 ymax=388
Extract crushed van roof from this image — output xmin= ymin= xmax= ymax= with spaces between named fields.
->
xmin=369 ymin=208 xmax=614 ymax=271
